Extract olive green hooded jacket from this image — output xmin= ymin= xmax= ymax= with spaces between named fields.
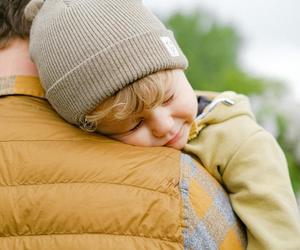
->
xmin=185 ymin=91 xmax=300 ymax=250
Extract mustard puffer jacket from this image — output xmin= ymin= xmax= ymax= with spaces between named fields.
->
xmin=0 ymin=90 xmax=246 ymax=249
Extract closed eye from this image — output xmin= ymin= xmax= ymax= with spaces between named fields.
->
xmin=163 ymin=93 xmax=174 ymax=105
xmin=108 ymin=119 xmax=144 ymax=137
xmin=128 ymin=119 xmax=144 ymax=132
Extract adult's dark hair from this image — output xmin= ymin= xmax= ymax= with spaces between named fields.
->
xmin=0 ymin=0 xmax=32 ymax=48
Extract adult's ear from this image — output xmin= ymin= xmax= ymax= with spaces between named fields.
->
xmin=24 ymin=0 xmax=44 ymax=22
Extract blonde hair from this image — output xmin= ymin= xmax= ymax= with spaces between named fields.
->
xmin=85 ymin=70 xmax=174 ymax=130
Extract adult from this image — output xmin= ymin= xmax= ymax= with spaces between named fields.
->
xmin=0 ymin=1 xmax=246 ymax=249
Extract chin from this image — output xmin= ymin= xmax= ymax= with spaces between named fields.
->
xmin=166 ymin=137 xmax=187 ymax=150
xmin=166 ymin=143 xmax=184 ymax=150
xmin=166 ymin=126 xmax=190 ymax=149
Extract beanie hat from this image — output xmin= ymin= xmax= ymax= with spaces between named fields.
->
xmin=25 ymin=0 xmax=188 ymax=127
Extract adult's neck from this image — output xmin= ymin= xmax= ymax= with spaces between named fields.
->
xmin=0 ymin=38 xmax=38 ymax=77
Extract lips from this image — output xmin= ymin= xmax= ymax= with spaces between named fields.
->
xmin=166 ymin=126 xmax=184 ymax=146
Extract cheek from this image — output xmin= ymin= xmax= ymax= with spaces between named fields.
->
xmin=178 ymin=92 xmax=198 ymax=120
xmin=114 ymin=130 xmax=152 ymax=147
xmin=188 ymin=89 xmax=198 ymax=115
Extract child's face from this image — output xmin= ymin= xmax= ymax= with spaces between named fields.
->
xmin=97 ymin=70 xmax=198 ymax=149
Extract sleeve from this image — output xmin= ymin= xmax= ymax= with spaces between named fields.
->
xmin=222 ymin=130 xmax=300 ymax=250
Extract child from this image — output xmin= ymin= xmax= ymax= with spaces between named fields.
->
xmin=25 ymin=0 xmax=300 ymax=249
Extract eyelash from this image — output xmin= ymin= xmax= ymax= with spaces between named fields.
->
xmin=163 ymin=94 xmax=174 ymax=105
xmin=129 ymin=119 xmax=144 ymax=132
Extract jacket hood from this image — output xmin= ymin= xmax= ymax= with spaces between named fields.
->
xmin=188 ymin=91 xmax=256 ymax=142
xmin=196 ymin=91 xmax=256 ymax=125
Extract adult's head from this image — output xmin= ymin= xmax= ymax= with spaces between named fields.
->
xmin=0 ymin=0 xmax=38 ymax=77
xmin=0 ymin=0 xmax=32 ymax=48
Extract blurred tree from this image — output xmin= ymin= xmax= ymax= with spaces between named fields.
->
xmin=253 ymin=96 xmax=300 ymax=193
xmin=276 ymin=110 xmax=300 ymax=193
xmin=164 ymin=10 xmax=300 ymax=194
xmin=165 ymin=10 xmax=284 ymax=96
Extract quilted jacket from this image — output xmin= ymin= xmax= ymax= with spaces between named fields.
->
xmin=0 ymin=76 xmax=246 ymax=249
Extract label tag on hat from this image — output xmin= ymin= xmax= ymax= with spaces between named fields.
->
xmin=160 ymin=37 xmax=180 ymax=57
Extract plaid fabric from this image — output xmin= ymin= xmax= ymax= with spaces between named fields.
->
xmin=0 ymin=76 xmax=16 ymax=96
xmin=180 ymin=153 xmax=247 ymax=250
xmin=0 ymin=76 xmax=45 ymax=98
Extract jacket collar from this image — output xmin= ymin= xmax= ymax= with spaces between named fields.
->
xmin=0 ymin=75 xmax=45 ymax=98
xmin=188 ymin=91 xmax=255 ymax=142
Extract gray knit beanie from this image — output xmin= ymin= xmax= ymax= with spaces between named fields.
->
xmin=25 ymin=0 xmax=188 ymax=127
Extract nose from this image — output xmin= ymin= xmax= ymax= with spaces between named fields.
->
xmin=149 ymin=107 xmax=175 ymax=138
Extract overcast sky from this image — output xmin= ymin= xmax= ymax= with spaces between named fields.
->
xmin=144 ymin=0 xmax=300 ymax=102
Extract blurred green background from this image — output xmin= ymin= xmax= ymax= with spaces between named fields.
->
xmin=163 ymin=10 xmax=300 ymax=195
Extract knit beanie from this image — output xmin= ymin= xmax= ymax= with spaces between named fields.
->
xmin=25 ymin=0 xmax=188 ymax=127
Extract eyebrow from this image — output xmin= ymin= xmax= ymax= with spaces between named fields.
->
xmin=165 ymin=87 xmax=174 ymax=98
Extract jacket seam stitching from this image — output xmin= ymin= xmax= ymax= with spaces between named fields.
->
xmin=0 ymin=140 xmax=181 ymax=161
xmin=0 ymin=139 xmax=115 ymax=142
xmin=0 ymin=181 xmax=177 ymax=197
xmin=0 ymin=232 xmax=181 ymax=243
